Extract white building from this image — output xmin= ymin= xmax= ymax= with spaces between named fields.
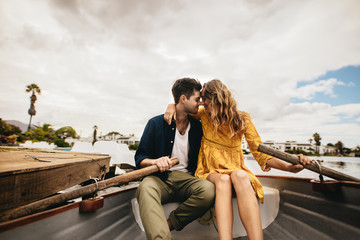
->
xmin=262 ymin=140 xmax=336 ymax=155
xmin=102 ymin=133 xmax=139 ymax=145
xmin=263 ymin=140 xmax=313 ymax=152
xmin=319 ymin=145 xmax=336 ymax=155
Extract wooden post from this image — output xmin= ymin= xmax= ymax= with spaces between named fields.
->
xmin=257 ymin=144 xmax=360 ymax=182
xmin=0 ymin=158 xmax=179 ymax=222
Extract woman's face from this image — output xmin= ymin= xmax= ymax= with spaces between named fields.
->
xmin=200 ymin=91 xmax=211 ymax=113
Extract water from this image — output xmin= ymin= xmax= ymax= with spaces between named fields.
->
xmin=59 ymin=148 xmax=359 ymax=180
xmin=244 ymin=155 xmax=360 ymax=181
xmin=54 ymin=147 xmax=72 ymax=151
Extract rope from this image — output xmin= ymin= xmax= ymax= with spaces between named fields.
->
xmin=312 ymin=160 xmax=324 ymax=182
xmin=25 ymin=155 xmax=52 ymax=162
xmin=89 ymin=177 xmax=100 ymax=198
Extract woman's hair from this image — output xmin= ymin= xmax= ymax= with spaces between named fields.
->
xmin=202 ymin=79 xmax=249 ymax=138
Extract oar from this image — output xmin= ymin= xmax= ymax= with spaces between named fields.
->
xmin=0 ymin=158 xmax=179 ymax=222
xmin=257 ymin=144 xmax=360 ymax=182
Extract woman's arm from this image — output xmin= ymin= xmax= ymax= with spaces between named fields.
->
xmin=164 ymin=104 xmax=176 ymax=125
xmin=266 ymin=155 xmax=312 ymax=173
xmin=164 ymin=104 xmax=202 ymax=125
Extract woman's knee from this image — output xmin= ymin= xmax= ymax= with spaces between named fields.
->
xmin=214 ymin=174 xmax=232 ymax=190
xmin=230 ymin=170 xmax=250 ymax=184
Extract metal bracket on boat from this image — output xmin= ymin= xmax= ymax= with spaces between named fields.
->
xmin=79 ymin=177 xmax=104 ymax=213
xmin=312 ymin=160 xmax=324 ymax=182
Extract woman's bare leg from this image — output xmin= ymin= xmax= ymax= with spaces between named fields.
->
xmin=207 ymin=173 xmax=233 ymax=240
xmin=230 ymin=170 xmax=263 ymax=240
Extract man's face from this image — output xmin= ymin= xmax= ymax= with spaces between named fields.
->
xmin=184 ymin=90 xmax=201 ymax=114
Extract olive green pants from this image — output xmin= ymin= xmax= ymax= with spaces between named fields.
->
xmin=136 ymin=171 xmax=215 ymax=240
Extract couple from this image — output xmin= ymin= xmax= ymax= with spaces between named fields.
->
xmin=135 ymin=78 xmax=311 ymax=240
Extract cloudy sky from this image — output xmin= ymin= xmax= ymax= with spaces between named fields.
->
xmin=1 ymin=0 xmax=359 ymax=148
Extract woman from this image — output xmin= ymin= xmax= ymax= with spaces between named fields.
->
xmin=165 ymin=79 xmax=311 ymax=240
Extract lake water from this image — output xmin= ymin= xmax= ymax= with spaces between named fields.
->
xmin=244 ymin=155 xmax=360 ymax=180
xmin=65 ymin=147 xmax=360 ymax=181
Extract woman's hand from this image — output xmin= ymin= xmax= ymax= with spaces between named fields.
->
xmin=298 ymin=154 xmax=312 ymax=165
xmin=266 ymin=154 xmax=312 ymax=173
xmin=164 ymin=104 xmax=176 ymax=125
xmin=287 ymin=154 xmax=312 ymax=173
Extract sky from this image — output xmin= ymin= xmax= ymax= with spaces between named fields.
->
xmin=0 ymin=0 xmax=359 ymax=148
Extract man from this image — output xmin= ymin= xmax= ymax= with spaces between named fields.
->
xmin=135 ymin=78 xmax=215 ymax=240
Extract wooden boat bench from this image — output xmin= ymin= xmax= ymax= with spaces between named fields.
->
xmin=131 ymin=186 xmax=279 ymax=239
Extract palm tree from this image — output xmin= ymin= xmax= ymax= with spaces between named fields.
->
xmin=92 ymin=125 xmax=98 ymax=145
xmin=335 ymin=141 xmax=344 ymax=155
xmin=313 ymin=132 xmax=322 ymax=154
xmin=26 ymin=84 xmax=41 ymax=131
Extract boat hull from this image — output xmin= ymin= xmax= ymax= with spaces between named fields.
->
xmin=0 ymin=176 xmax=359 ymax=239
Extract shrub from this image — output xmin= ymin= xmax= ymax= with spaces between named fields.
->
xmin=128 ymin=142 xmax=139 ymax=151
xmin=54 ymin=138 xmax=70 ymax=147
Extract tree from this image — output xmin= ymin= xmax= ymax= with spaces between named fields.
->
xmin=55 ymin=126 xmax=78 ymax=139
xmin=26 ymin=123 xmax=56 ymax=142
xmin=335 ymin=141 xmax=344 ymax=155
xmin=0 ymin=119 xmax=22 ymax=136
xmin=313 ymin=132 xmax=322 ymax=154
xmin=92 ymin=125 xmax=98 ymax=145
xmin=26 ymin=84 xmax=41 ymax=131
xmin=107 ymin=131 xmax=122 ymax=136
xmin=0 ymin=119 xmax=22 ymax=144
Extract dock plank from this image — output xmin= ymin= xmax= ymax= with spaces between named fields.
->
xmin=0 ymin=147 xmax=110 ymax=212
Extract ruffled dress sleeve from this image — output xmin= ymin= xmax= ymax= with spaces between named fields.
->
xmin=244 ymin=118 xmax=272 ymax=171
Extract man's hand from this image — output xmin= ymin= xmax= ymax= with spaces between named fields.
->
xmin=154 ymin=156 xmax=173 ymax=172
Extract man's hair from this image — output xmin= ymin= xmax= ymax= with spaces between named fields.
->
xmin=172 ymin=78 xmax=202 ymax=104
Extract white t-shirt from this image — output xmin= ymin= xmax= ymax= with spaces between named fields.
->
xmin=170 ymin=122 xmax=190 ymax=172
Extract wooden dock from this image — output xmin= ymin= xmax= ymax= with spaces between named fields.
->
xmin=0 ymin=147 xmax=110 ymax=212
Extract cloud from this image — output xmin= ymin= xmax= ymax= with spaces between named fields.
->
xmin=0 ymin=0 xmax=360 ymax=148
xmin=256 ymin=102 xmax=360 ymax=146
xmin=288 ymin=78 xmax=346 ymax=100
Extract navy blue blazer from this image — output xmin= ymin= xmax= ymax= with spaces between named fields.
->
xmin=135 ymin=114 xmax=203 ymax=179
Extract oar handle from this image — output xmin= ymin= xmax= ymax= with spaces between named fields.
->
xmin=257 ymin=144 xmax=360 ymax=182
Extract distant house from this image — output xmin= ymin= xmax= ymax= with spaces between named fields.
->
xmin=263 ymin=140 xmax=313 ymax=152
xmin=102 ymin=133 xmax=139 ymax=145
xmin=116 ymin=136 xmax=140 ymax=145
xmin=262 ymin=140 xmax=337 ymax=155
xmin=103 ymin=133 xmax=120 ymax=141
xmin=349 ymin=151 xmax=360 ymax=157
xmin=263 ymin=140 xmax=287 ymax=151
xmin=319 ymin=145 xmax=336 ymax=155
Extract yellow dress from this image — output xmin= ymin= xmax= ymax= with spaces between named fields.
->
xmin=193 ymin=107 xmax=272 ymax=203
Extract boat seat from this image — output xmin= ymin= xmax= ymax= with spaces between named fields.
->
xmin=131 ymin=186 xmax=279 ymax=239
